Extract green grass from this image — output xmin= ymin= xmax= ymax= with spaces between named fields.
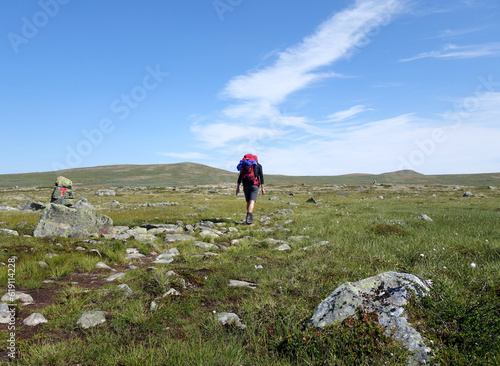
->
xmin=0 ymin=182 xmax=499 ymax=365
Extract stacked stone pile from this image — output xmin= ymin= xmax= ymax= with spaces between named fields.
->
xmin=51 ymin=176 xmax=75 ymax=206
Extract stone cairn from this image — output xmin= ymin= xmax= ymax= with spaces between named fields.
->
xmin=51 ymin=176 xmax=75 ymax=206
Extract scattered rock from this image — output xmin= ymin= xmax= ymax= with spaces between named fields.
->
xmin=116 ymin=284 xmax=133 ymax=295
xmin=463 ymin=191 xmax=473 ymax=197
xmin=163 ymin=288 xmax=180 ymax=297
xmin=216 ymin=312 xmax=246 ymax=330
xmin=269 ymin=196 xmax=280 ymax=201
xmin=146 ymin=202 xmax=179 ymax=207
xmin=0 ymin=303 xmax=11 ymax=324
xmin=416 ymin=214 xmax=433 ymax=221
xmin=164 ymin=234 xmax=194 ymax=243
xmin=19 ymin=200 xmax=46 ymax=212
xmin=1 ymin=291 xmax=34 ymax=305
xmin=194 ymin=241 xmax=216 ymax=249
xmin=96 ymin=262 xmax=113 ymax=270
xmin=277 ymin=209 xmax=294 ymax=214
xmin=37 ymin=261 xmax=48 ymax=268
xmin=74 ymin=198 xmax=95 ymax=210
xmin=96 ymin=189 xmax=116 ymax=196
xmin=275 ymin=244 xmax=291 ymax=251
xmin=106 ymin=272 xmax=126 ymax=282
xmin=76 ymin=311 xmax=106 ymax=329
xmin=23 ymin=313 xmax=48 ymax=326
xmin=229 ymin=279 xmax=257 ymax=289
xmin=306 ymin=197 xmax=317 ymax=204
xmin=487 ymin=186 xmax=494 ymax=190
xmin=33 ymin=203 xmax=113 ymax=238
xmin=309 ymin=271 xmax=431 ymax=365
xmin=153 ymin=248 xmax=180 ymax=264
xmin=0 ymin=228 xmax=19 ymax=236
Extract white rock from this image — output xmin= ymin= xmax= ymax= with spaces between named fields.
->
xmin=229 ymin=279 xmax=257 ymax=289
xmin=77 ymin=311 xmax=106 ymax=328
xmin=275 ymin=244 xmax=291 ymax=251
xmin=117 ymin=284 xmax=133 ymax=295
xmin=1 ymin=291 xmax=34 ymax=305
xmin=106 ymin=272 xmax=126 ymax=282
xmin=163 ymin=288 xmax=180 ymax=297
xmin=23 ymin=313 xmax=48 ymax=326
xmin=96 ymin=262 xmax=113 ymax=270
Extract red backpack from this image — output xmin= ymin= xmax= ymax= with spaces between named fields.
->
xmin=237 ymin=154 xmax=260 ymax=186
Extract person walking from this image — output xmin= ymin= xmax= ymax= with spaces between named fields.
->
xmin=236 ymin=154 xmax=265 ymax=224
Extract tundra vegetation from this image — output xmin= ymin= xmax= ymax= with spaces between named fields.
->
xmin=0 ymin=179 xmax=499 ymax=365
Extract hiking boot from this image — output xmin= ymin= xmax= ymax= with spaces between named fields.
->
xmin=246 ymin=212 xmax=254 ymax=225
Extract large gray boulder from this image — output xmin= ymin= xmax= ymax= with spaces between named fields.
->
xmin=33 ymin=203 xmax=113 ymax=239
xmin=310 ymin=271 xmax=431 ymax=365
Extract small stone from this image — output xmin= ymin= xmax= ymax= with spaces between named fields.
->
xmin=255 ymin=264 xmax=263 ymax=269
xmin=470 ymin=262 xmax=476 ymax=268
xmin=229 ymin=279 xmax=257 ymax=289
xmin=89 ymin=249 xmax=101 ymax=257
xmin=216 ymin=312 xmax=246 ymax=330
xmin=23 ymin=313 xmax=48 ymax=326
xmin=96 ymin=262 xmax=113 ymax=270
xmin=1 ymin=291 xmax=34 ymax=305
xmin=0 ymin=228 xmax=19 ymax=236
xmin=163 ymin=288 xmax=180 ymax=297
xmin=37 ymin=261 xmax=48 ymax=268
xmin=106 ymin=272 xmax=126 ymax=282
xmin=117 ymin=284 xmax=133 ymax=295
xmin=0 ymin=303 xmax=11 ymax=324
xmin=416 ymin=214 xmax=433 ymax=221
xmin=76 ymin=311 xmax=106 ymax=328
xmin=463 ymin=191 xmax=473 ymax=197
xmin=194 ymin=241 xmax=216 ymax=249
xmin=275 ymin=244 xmax=291 ymax=251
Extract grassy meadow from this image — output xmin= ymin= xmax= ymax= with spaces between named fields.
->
xmin=0 ymin=181 xmax=499 ymax=365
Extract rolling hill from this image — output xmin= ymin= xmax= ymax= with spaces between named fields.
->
xmin=0 ymin=163 xmax=499 ymax=187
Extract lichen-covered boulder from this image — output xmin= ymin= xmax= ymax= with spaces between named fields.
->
xmin=310 ymin=271 xmax=431 ymax=365
xmin=51 ymin=176 xmax=75 ymax=206
xmin=33 ymin=203 xmax=113 ymax=239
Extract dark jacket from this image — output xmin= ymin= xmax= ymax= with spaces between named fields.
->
xmin=238 ymin=163 xmax=264 ymax=187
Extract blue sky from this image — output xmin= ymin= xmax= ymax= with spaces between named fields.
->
xmin=1 ymin=0 xmax=499 ymax=176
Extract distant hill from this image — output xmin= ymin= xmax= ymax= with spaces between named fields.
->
xmin=0 ymin=163 xmax=499 ymax=187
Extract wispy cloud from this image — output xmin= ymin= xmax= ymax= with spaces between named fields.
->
xmin=326 ymin=105 xmax=373 ymax=122
xmin=192 ymin=0 xmax=409 ymax=152
xmin=435 ymin=27 xmax=484 ymax=38
xmin=400 ymin=43 xmax=500 ymax=61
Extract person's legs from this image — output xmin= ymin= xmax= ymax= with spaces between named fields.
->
xmin=247 ymin=200 xmax=255 ymax=213
xmin=243 ymin=185 xmax=259 ymax=224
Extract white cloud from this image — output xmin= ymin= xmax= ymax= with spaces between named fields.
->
xmin=221 ymin=0 xmax=406 ymax=104
xmin=192 ymin=0 xmax=408 ymax=152
xmin=400 ymin=43 xmax=500 ymax=61
xmin=326 ymin=105 xmax=373 ymax=122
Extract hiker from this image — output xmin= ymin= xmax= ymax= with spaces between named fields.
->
xmin=236 ymin=154 xmax=265 ymax=224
